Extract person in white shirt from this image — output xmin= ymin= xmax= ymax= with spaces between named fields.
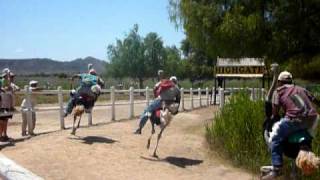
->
xmin=20 ymin=80 xmax=39 ymax=136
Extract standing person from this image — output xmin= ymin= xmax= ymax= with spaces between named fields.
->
xmin=134 ymin=70 xmax=180 ymax=134
xmin=261 ymin=71 xmax=320 ymax=179
xmin=21 ymin=81 xmax=39 ymax=136
xmin=0 ymin=68 xmax=18 ymax=142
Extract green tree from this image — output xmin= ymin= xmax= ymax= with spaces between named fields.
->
xmin=107 ymin=25 xmax=184 ymax=88
xmin=107 ymin=24 xmax=146 ymax=88
xmin=144 ymin=32 xmax=166 ymax=77
xmin=168 ymin=0 xmax=320 ymax=76
xmin=180 ymin=38 xmax=214 ymax=82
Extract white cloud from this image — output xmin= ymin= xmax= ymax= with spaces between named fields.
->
xmin=14 ymin=48 xmax=24 ymax=53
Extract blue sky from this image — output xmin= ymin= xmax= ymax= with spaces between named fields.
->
xmin=0 ymin=0 xmax=185 ymax=61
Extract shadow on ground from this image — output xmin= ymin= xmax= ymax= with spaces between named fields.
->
xmin=141 ymin=156 xmax=203 ymax=168
xmin=69 ymin=136 xmax=118 ymax=145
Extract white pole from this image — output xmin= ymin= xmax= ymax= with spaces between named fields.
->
xmin=212 ymin=87 xmax=215 ymax=105
xmin=190 ymin=88 xmax=193 ymax=110
xmin=249 ymin=88 xmax=254 ymax=100
xmin=205 ymin=87 xmax=209 ymax=106
xmin=180 ymin=88 xmax=184 ymax=111
xmin=145 ymin=86 xmax=149 ymax=106
xmin=58 ymin=86 xmax=65 ymax=129
xmin=219 ymin=87 xmax=224 ymax=108
xmin=261 ymin=88 xmax=265 ymax=100
xmin=198 ymin=88 xmax=201 ymax=107
xmin=88 ymin=110 xmax=92 ymax=126
xmin=111 ymin=86 xmax=115 ymax=121
xmin=129 ymin=87 xmax=134 ymax=119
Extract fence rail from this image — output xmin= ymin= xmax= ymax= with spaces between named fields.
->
xmin=16 ymin=86 xmax=219 ymax=130
xmin=14 ymin=85 xmax=269 ymax=130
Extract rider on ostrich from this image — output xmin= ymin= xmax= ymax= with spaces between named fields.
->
xmin=261 ymin=71 xmax=320 ymax=180
xmin=64 ymin=69 xmax=104 ymax=117
xmin=134 ymin=70 xmax=180 ymax=134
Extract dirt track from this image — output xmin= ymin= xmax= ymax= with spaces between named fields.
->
xmin=1 ymin=105 xmax=256 ymax=180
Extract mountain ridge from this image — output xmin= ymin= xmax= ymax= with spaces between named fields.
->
xmin=0 ymin=56 xmax=108 ymax=75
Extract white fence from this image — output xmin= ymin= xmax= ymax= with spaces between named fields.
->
xmin=16 ymin=86 xmax=215 ymax=130
xmin=14 ymin=86 xmax=269 ymax=131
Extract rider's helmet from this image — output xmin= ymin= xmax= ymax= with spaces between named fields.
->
xmin=169 ymin=76 xmax=177 ymax=84
xmin=278 ymin=71 xmax=292 ymax=83
xmin=157 ymin=70 xmax=164 ymax=80
xmin=89 ymin=69 xmax=97 ymax=75
xmin=91 ymin=84 xmax=101 ymax=95
xmin=2 ymin=68 xmax=10 ymax=77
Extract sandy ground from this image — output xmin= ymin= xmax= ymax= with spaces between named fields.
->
xmin=0 ymin=103 xmax=257 ymax=180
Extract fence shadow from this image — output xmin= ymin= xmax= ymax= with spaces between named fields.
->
xmin=140 ymin=156 xmax=203 ymax=168
xmin=69 ymin=135 xmax=118 ymax=145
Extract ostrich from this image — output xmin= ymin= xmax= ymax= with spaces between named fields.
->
xmin=146 ymin=102 xmax=178 ymax=158
xmin=70 ymin=105 xmax=85 ymax=135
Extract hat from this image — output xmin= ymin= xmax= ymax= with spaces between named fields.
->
xmin=1 ymin=68 xmax=10 ymax=77
xmin=89 ymin=69 xmax=97 ymax=75
xmin=29 ymin=80 xmax=39 ymax=90
xmin=157 ymin=70 xmax=164 ymax=76
xmin=9 ymin=72 xmax=15 ymax=77
xmin=278 ymin=71 xmax=293 ymax=81
xmin=170 ymin=76 xmax=177 ymax=83
xmin=29 ymin=80 xmax=38 ymax=86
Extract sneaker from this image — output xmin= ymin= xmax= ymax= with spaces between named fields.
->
xmin=0 ymin=137 xmax=6 ymax=142
xmin=21 ymin=132 xmax=27 ymax=136
xmin=261 ymin=166 xmax=282 ymax=180
xmin=2 ymin=135 xmax=11 ymax=142
xmin=28 ymin=132 xmax=36 ymax=136
xmin=134 ymin=128 xmax=141 ymax=135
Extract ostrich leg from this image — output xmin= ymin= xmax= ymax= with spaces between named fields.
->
xmin=147 ymin=123 xmax=155 ymax=149
xmin=77 ymin=115 xmax=82 ymax=128
xmin=71 ymin=116 xmax=77 ymax=135
xmin=153 ymin=124 xmax=168 ymax=158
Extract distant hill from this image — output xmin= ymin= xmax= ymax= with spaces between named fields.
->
xmin=0 ymin=56 xmax=108 ymax=75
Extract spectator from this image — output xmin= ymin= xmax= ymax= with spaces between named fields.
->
xmin=0 ymin=68 xmax=18 ymax=142
xmin=21 ymin=80 xmax=39 ymax=136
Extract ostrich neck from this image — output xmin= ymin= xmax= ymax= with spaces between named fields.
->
xmin=266 ymin=68 xmax=279 ymax=102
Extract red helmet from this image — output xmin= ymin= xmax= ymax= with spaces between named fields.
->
xmin=89 ymin=69 xmax=97 ymax=75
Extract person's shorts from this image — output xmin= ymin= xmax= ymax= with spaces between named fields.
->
xmin=0 ymin=108 xmax=13 ymax=120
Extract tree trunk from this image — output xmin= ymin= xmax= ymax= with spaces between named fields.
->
xmin=139 ymin=78 xmax=144 ymax=96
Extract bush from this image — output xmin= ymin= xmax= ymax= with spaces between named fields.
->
xmin=206 ymin=92 xmax=320 ymax=179
xmin=206 ymin=92 xmax=268 ymax=172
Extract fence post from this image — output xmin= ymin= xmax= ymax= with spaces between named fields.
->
xmin=205 ymin=87 xmax=209 ymax=106
xmin=180 ymin=88 xmax=184 ymax=111
xmin=58 ymin=86 xmax=65 ymax=129
xmin=88 ymin=110 xmax=92 ymax=126
xmin=219 ymin=87 xmax=224 ymax=108
xmin=190 ymin=88 xmax=194 ymax=110
xmin=145 ymin=86 xmax=150 ymax=106
xmin=111 ymin=86 xmax=115 ymax=121
xmin=129 ymin=87 xmax=134 ymax=119
xmin=198 ymin=88 xmax=201 ymax=107
xmin=212 ymin=87 xmax=215 ymax=105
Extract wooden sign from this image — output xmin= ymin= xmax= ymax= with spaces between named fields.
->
xmin=215 ymin=66 xmax=265 ymax=75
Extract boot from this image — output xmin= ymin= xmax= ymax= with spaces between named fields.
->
xmin=261 ymin=166 xmax=282 ymax=180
